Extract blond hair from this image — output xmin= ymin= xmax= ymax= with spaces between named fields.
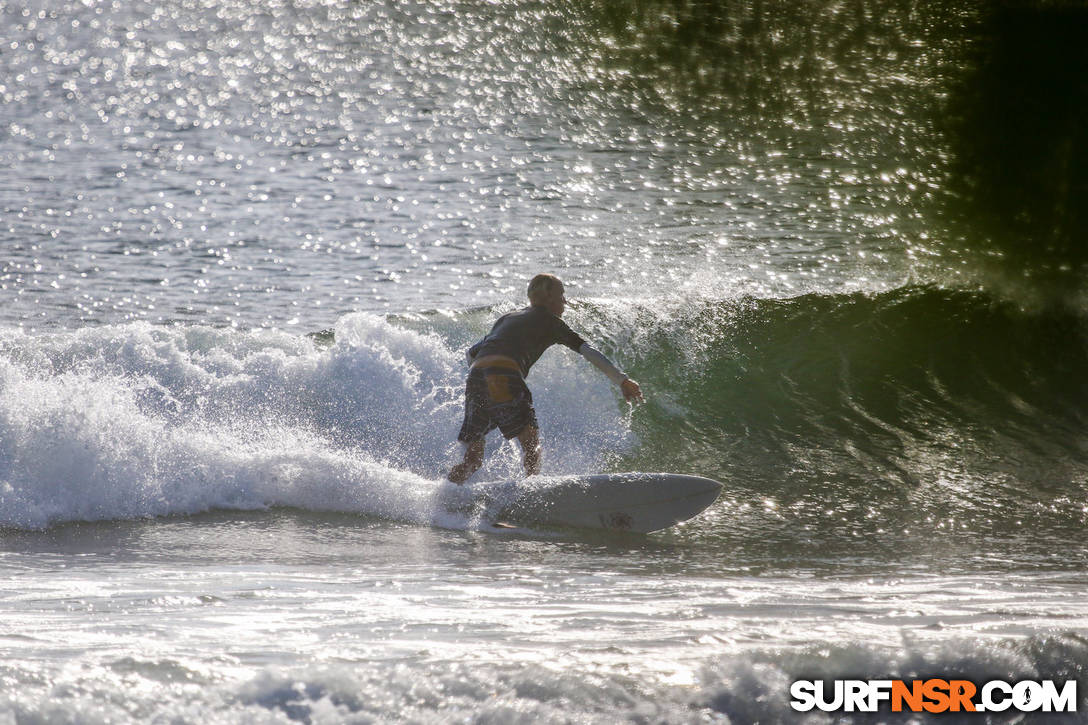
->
xmin=527 ymin=273 xmax=563 ymax=304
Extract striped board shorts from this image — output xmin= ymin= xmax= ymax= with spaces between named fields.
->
xmin=456 ymin=361 xmax=537 ymax=441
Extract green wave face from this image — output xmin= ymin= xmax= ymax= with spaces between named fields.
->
xmin=406 ymin=285 xmax=1087 ymax=543
xmin=615 ymin=288 xmax=1085 ymax=478
xmin=403 ymin=287 xmax=1084 ymax=550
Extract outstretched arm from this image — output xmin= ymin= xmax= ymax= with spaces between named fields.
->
xmin=578 ymin=343 xmax=644 ymax=403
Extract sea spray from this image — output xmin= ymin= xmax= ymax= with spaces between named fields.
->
xmin=0 ymin=313 xmax=635 ymax=529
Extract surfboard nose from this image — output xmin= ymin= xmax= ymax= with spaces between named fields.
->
xmin=670 ymin=474 xmax=724 ymax=497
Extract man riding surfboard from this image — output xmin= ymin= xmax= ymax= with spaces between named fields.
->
xmin=448 ymin=274 xmax=643 ymax=483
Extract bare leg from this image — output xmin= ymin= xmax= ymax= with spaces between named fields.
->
xmin=448 ymin=438 xmax=484 ymax=484
xmin=517 ymin=425 xmax=541 ymax=477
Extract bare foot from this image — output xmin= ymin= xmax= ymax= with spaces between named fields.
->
xmin=448 ymin=464 xmax=470 ymax=484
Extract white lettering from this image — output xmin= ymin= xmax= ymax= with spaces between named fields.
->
xmin=1041 ymin=680 xmax=1077 ymax=712
xmin=790 ymin=681 xmax=817 ymax=712
xmin=790 ymin=678 xmax=1076 ymax=714
xmin=1013 ymin=681 xmax=1043 ymax=712
xmin=868 ymin=680 xmax=893 ymax=711
xmin=844 ymin=680 xmax=867 ymax=712
xmin=817 ymin=680 xmax=844 ymax=712
xmin=982 ymin=680 xmax=1012 ymax=712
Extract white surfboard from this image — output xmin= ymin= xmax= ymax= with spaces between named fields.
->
xmin=445 ymin=473 xmax=722 ymax=533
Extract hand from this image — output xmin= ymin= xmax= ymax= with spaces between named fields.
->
xmin=620 ymin=378 xmax=644 ymax=404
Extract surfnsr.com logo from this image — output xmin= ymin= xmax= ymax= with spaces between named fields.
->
xmin=790 ymin=679 xmax=1078 ymax=714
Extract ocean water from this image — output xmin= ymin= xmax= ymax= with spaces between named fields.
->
xmin=3 ymin=0 xmax=1088 ymax=722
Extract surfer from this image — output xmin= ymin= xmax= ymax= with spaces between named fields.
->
xmin=448 ymin=273 xmax=643 ymax=484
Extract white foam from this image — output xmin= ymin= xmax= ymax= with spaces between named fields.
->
xmin=0 ymin=314 xmax=635 ymax=529
xmin=3 ymin=635 xmax=1084 ymax=724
